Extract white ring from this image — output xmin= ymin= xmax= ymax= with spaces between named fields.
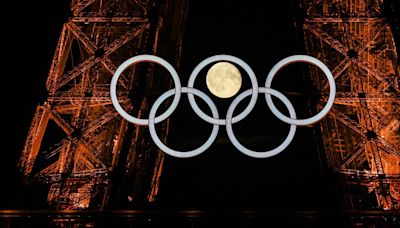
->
xmin=226 ymin=87 xmax=297 ymax=158
xmin=187 ymin=55 xmax=258 ymax=125
xmin=148 ymin=87 xmax=219 ymax=158
xmin=110 ymin=55 xmax=182 ymax=125
xmin=265 ymin=55 xmax=335 ymax=125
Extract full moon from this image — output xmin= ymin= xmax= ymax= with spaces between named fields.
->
xmin=206 ymin=62 xmax=242 ymax=98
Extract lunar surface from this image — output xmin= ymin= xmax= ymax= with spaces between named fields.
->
xmin=206 ymin=62 xmax=242 ymax=98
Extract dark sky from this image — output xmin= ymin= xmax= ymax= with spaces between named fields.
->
xmin=1 ymin=0 xmax=340 ymax=210
xmin=158 ymin=0 xmax=338 ymax=210
xmin=1 ymin=1 xmax=70 ymax=208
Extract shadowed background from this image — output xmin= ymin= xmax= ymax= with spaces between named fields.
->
xmin=1 ymin=0 xmax=340 ymax=211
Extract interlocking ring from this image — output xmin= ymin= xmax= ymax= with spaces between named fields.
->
xmin=265 ymin=55 xmax=336 ymax=126
xmin=226 ymin=87 xmax=296 ymax=158
xmin=110 ymin=54 xmax=336 ymax=158
xmin=187 ymin=55 xmax=258 ymax=125
xmin=110 ymin=55 xmax=181 ymax=125
xmin=149 ymin=87 xmax=219 ymax=158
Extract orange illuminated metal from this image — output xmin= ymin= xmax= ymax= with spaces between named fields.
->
xmin=301 ymin=0 xmax=399 ymax=210
xmin=18 ymin=0 xmax=187 ymax=209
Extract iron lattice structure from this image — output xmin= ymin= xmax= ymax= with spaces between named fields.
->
xmin=301 ymin=0 xmax=399 ymax=210
xmin=18 ymin=0 xmax=187 ymax=209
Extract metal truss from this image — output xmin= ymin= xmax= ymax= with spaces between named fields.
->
xmin=18 ymin=0 xmax=186 ymax=209
xmin=301 ymin=0 xmax=399 ymax=210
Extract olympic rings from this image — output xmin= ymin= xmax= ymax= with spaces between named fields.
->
xmin=110 ymin=54 xmax=336 ymax=158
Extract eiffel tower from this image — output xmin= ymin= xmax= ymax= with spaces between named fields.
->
xmin=17 ymin=0 xmax=188 ymax=209
xmin=301 ymin=0 xmax=399 ymax=210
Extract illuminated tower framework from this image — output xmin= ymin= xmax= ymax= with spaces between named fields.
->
xmin=301 ymin=0 xmax=399 ymax=210
xmin=17 ymin=0 xmax=187 ymax=209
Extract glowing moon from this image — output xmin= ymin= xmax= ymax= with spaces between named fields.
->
xmin=206 ymin=62 xmax=242 ymax=98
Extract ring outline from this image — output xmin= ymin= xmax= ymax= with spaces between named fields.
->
xmin=265 ymin=55 xmax=336 ymax=126
xmin=149 ymin=87 xmax=219 ymax=158
xmin=110 ymin=55 xmax=182 ymax=125
xmin=226 ymin=87 xmax=297 ymax=158
xmin=187 ymin=55 xmax=258 ymax=125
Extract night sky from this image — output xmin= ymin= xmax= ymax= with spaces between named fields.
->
xmin=2 ymin=1 xmax=70 ymax=208
xmin=159 ymin=0 xmax=338 ymax=210
xmin=1 ymin=0 xmax=340 ymax=210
